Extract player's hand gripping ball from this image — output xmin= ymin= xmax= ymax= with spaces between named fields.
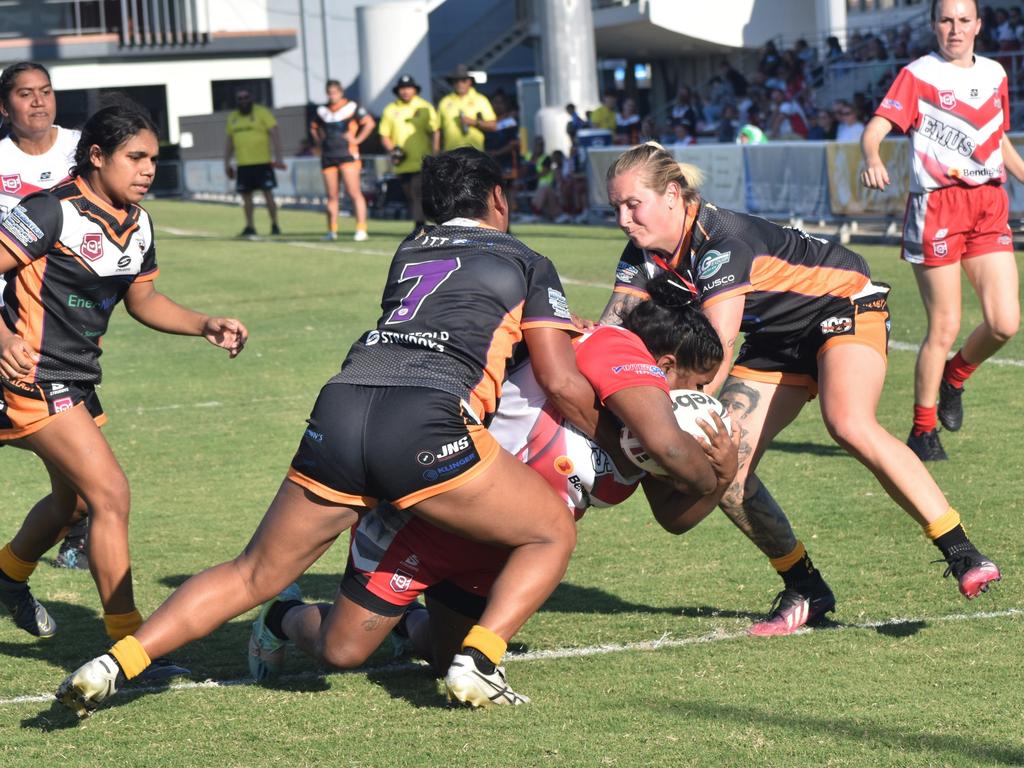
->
xmin=619 ymin=389 xmax=731 ymax=476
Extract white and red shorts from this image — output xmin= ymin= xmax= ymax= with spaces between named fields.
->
xmin=902 ymin=184 xmax=1013 ymax=266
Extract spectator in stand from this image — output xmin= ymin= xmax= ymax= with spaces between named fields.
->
xmin=766 ymin=88 xmax=808 ymax=139
xmin=716 ymin=104 xmax=740 ymax=143
xmin=758 ymin=40 xmax=782 ymax=77
xmin=530 ymin=152 xmax=560 ymax=221
xmin=719 ymin=60 xmax=748 ymax=98
xmin=565 ymin=103 xmax=588 ymax=140
xmin=704 ymin=75 xmax=732 ymax=126
xmin=589 ymin=90 xmax=618 ymax=133
xmin=671 ymin=123 xmax=697 ymax=146
xmin=554 ymin=149 xmax=589 ymax=223
xmin=1009 ymin=7 xmax=1024 ymax=44
xmin=437 ymin=64 xmax=496 ymax=152
xmin=825 ymin=36 xmax=845 ymax=63
xmin=614 ymin=97 xmax=641 ymax=145
xmin=806 ymin=108 xmax=837 ymax=141
xmin=834 ymin=100 xmax=865 ymax=142
xmin=669 ymin=86 xmax=701 ymax=136
xmin=639 ymin=114 xmax=659 ymax=143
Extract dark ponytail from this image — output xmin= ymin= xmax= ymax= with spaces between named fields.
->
xmin=71 ymin=95 xmax=158 ymax=178
xmin=621 ymin=272 xmax=723 ymax=373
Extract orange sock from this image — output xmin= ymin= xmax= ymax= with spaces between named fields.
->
xmin=0 ymin=543 xmax=37 ymax=582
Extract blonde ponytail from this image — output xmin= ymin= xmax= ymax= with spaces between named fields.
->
xmin=607 ymin=142 xmax=703 ymax=203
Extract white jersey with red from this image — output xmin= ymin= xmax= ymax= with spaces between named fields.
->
xmin=875 ymin=52 xmax=1009 ymax=192
xmin=0 ymin=126 xmax=79 ymax=218
xmin=489 ymin=325 xmax=669 ymax=519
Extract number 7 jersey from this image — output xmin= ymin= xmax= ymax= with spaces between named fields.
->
xmin=334 ymin=220 xmax=578 ymax=421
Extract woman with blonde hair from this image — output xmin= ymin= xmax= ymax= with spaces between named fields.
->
xmin=600 ymin=141 xmax=1000 ymax=635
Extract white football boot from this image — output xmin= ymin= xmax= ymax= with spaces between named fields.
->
xmin=444 ymin=651 xmax=530 ymax=707
xmin=55 ymin=654 xmax=124 ymax=717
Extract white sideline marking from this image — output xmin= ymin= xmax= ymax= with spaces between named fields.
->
xmin=889 ymin=340 xmax=1024 ymax=367
xmin=1 ymin=607 xmax=1019 ymax=708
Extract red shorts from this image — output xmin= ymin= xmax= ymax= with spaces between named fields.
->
xmin=902 ymin=184 xmax=1013 ymax=266
xmin=340 ymin=502 xmax=505 ymax=617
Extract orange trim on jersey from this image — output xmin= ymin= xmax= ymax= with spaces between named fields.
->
xmin=285 ymin=469 xmax=378 ymax=508
xmin=72 ymin=178 xmax=142 ymax=249
xmin=391 ymin=425 xmax=501 ymax=510
xmin=0 ymin=230 xmax=33 ymax=265
xmin=135 ymin=267 xmax=159 ymax=283
xmin=471 ymin=304 xmax=524 ymax=418
xmin=749 ymin=255 xmax=870 ymax=299
xmin=519 ymin=319 xmax=580 ymax=334
xmin=611 ymin=285 xmax=649 ymax=299
xmin=700 ymin=284 xmax=751 ymax=309
xmin=730 ymin=365 xmax=818 ymax=398
xmin=11 ymin=258 xmax=47 ymax=364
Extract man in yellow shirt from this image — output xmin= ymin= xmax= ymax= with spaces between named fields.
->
xmin=437 ymin=64 xmax=496 ymax=152
xmin=224 ymin=89 xmax=286 ymax=238
xmin=379 ymin=74 xmax=440 ymax=228
xmin=588 ymin=90 xmax=618 ymax=133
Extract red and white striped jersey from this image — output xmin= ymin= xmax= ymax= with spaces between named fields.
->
xmin=875 ymin=52 xmax=1009 ymax=192
xmin=0 ymin=126 xmax=79 ymax=219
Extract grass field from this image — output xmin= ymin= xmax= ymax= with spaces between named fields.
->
xmin=2 ymin=201 xmax=1022 ymax=767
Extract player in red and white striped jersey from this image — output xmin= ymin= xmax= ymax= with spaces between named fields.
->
xmin=861 ymin=0 xmax=1023 ymax=461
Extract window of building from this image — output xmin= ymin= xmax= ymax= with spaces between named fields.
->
xmin=211 ymin=79 xmax=274 ymax=112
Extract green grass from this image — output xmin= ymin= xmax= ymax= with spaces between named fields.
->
xmin=2 ymin=202 xmax=1022 ymax=767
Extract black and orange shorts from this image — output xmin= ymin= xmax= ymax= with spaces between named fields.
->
xmin=287 ymin=383 xmax=500 ymax=510
xmin=731 ymin=284 xmax=891 ymax=397
xmin=0 ymin=378 xmax=105 ymax=442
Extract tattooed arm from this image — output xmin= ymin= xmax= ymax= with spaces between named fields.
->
xmin=598 ymin=290 xmax=646 ymax=326
xmin=700 ymin=294 xmax=744 ymax=395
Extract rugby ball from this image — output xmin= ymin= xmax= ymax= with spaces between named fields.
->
xmin=619 ymin=389 xmax=731 ymax=476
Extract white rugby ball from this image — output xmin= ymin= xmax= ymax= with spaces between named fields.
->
xmin=619 ymin=389 xmax=731 ymax=476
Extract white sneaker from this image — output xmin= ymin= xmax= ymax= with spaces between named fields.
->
xmin=322 ymin=231 xmax=338 ymax=241
xmin=353 ymin=229 xmax=369 ymax=242
xmin=444 ymin=652 xmax=529 ymax=707
xmin=554 ymin=213 xmax=572 ymax=224
xmin=55 ymin=654 xmax=123 ymax=718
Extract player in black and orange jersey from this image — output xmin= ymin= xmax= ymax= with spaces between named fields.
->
xmin=311 ymin=79 xmax=376 ymax=242
xmin=601 ymin=142 xmax=1001 ymax=636
xmin=57 ymin=148 xmax=599 ymax=715
xmin=0 ymin=100 xmax=247 ymax=673
xmin=244 ymin=274 xmax=737 ymax=702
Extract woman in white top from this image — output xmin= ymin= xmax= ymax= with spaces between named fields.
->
xmin=0 ymin=61 xmax=86 ymax=570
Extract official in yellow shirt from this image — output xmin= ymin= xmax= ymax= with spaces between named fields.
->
xmin=224 ymin=89 xmax=285 ymax=237
xmin=437 ymin=64 xmax=496 ymax=152
xmin=588 ymin=90 xmax=619 ymax=133
xmin=379 ymin=74 xmax=440 ymax=228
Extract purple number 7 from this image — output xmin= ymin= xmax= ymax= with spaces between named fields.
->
xmin=384 ymin=257 xmax=461 ymax=325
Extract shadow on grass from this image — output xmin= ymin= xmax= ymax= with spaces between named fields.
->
xmin=766 ymin=440 xmax=847 ymax=457
xmin=666 ymin=699 xmax=1024 ymax=766
xmin=544 ymin=582 xmax=764 ymax=622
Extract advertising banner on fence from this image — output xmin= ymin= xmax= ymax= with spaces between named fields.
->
xmin=744 ymin=141 xmax=830 ymax=218
xmin=827 ymin=140 xmax=909 ymax=216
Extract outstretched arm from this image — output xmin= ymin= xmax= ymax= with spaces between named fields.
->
xmin=123 ymin=281 xmax=248 ymax=358
xmin=524 ymin=326 xmax=599 ymax=437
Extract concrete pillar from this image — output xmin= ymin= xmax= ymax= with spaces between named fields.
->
xmin=356 ymin=1 xmax=433 ymax=115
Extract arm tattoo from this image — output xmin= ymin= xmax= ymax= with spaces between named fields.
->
xmin=599 ymin=293 xmax=643 ymax=326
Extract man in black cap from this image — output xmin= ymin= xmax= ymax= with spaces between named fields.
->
xmin=437 ymin=64 xmax=496 ymax=152
xmin=378 ymin=74 xmax=440 ymax=229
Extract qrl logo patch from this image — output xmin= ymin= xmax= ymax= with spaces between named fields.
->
xmin=1 ymin=174 xmax=22 ymax=194
xmin=939 ymin=90 xmax=957 ymax=110
xmin=389 ymin=569 xmax=414 ymax=593
xmin=933 ymin=240 xmax=948 ymax=257
xmin=81 ymin=233 xmax=104 ymax=261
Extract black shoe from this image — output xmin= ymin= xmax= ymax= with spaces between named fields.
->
xmin=0 ymin=577 xmax=56 ymax=637
xmin=55 ymin=518 xmax=90 ymax=570
xmin=270 ymin=223 xmax=282 ymax=236
xmin=907 ymin=428 xmax=947 ymax=461
xmin=239 ymin=226 xmax=257 ymax=239
xmin=937 ymin=380 xmax=964 ymax=432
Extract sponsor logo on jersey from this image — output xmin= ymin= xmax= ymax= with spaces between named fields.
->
xmin=304 ymin=428 xmax=324 ymax=443
xmin=939 ymin=90 xmax=957 ymax=110
xmin=615 ymin=261 xmax=639 ymax=283
xmin=117 ymin=255 xmax=132 ymax=270
xmin=919 ymin=115 xmax=975 ymax=157
xmin=933 ymin=240 xmax=948 ymax=257
xmin=819 ymin=316 xmax=853 ymax=335
xmin=881 ymin=98 xmax=902 ymax=111
xmin=67 ymin=293 xmax=117 ymax=311
xmin=389 ymin=568 xmax=414 ymax=593
xmin=49 ymin=382 xmax=69 ymax=395
xmin=52 ymin=396 xmax=74 ymax=413
xmin=998 ymin=234 xmax=1012 ymax=246
xmin=611 ymin=363 xmax=667 ymax=379
xmin=554 ymin=455 xmax=574 ymax=475
xmin=2 ymin=204 xmax=44 ymax=246
xmin=81 ymin=232 xmax=104 ymax=261
xmin=934 ymin=228 xmax=949 ymax=238
xmin=416 ymin=450 xmax=436 ymax=466
xmin=567 ymin=474 xmax=584 ymax=494
xmin=697 ymin=250 xmax=731 ymax=280
xmin=704 ymin=273 xmax=736 ymax=291
xmin=422 ymin=451 xmax=478 ymax=482
xmin=39 ymin=171 xmax=52 ymax=181
xmin=401 ymin=554 xmax=420 ymax=569
xmin=1 ymin=174 xmax=22 ymax=194
xmin=547 ymin=287 xmax=571 ymax=319
xmin=364 ymin=329 xmax=448 ymax=352
xmin=437 ymin=436 xmax=470 ymax=460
